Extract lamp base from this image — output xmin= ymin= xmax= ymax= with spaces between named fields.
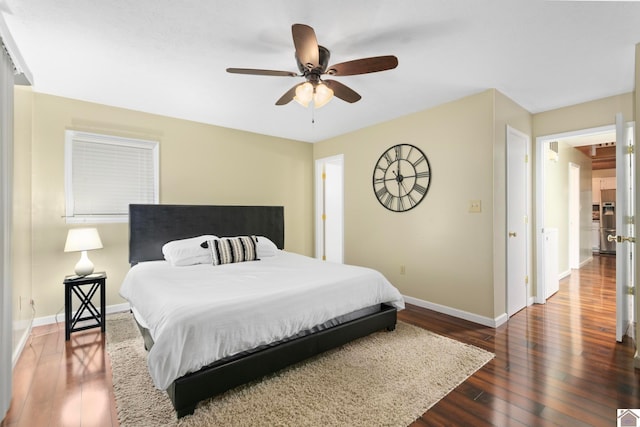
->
xmin=74 ymin=250 xmax=95 ymax=276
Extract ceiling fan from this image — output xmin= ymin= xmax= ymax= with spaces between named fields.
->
xmin=226 ymin=24 xmax=398 ymax=108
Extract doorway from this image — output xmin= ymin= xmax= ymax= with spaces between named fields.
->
xmin=315 ymin=155 xmax=344 ymax=263
xmin=535 ymin=120 xmax=636 ymax=346
xmin=535 ymin=124 xmax=616 ymax=303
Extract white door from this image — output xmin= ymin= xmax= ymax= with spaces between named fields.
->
xmin=315 ymin=155 xmax=344 ymax=263
xmin=507 ymin=126 xmax=529 ymax=316
xmin=613 ymin=113 xmax=635 ymax=342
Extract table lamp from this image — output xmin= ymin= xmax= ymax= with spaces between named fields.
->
xmin=64 ymin=227 xmax=103 ymax=276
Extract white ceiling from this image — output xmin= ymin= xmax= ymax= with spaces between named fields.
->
xmin=3 ymin=0 xmax=640 ymax=143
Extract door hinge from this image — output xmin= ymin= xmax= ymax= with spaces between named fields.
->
xmin=627 ymin=144 xmax=634 ymax=154
xmin=524 ymin=154 xmax=529 ymax=163
xmin=625 ymin=215 xmax=635 ymax=225
xmin=524 ymin=215 xmax=529 ymax=224
xmin=628 ymin=286 xmax=636 ymax=295
xmin=525 ymin=275 xmax=529 ymax=285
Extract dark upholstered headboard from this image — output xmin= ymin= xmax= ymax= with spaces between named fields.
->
xmin=129 ymin=204 xmax=285 ymax=265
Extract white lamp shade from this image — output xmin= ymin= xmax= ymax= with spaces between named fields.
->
xmin=294 ymin=82 xmax=313 ymax=107
xmin=65 ymin=228 xmax=102 ymax=276
xmin=64 ymin=228 xmax=103 ymax=252
xmin=294 ymin=81 xmax=334 ymax=109
xmin=313 ymin=83 xmax=334 ymax=108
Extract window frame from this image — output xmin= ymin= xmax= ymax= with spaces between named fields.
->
xmin=64 ymin=130 xmax=159 ymax=224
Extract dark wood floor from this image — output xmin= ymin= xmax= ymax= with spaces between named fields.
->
xmin=2 ymin=254 xmax=638 ymax=426
xmin=406 ymin=254 xmax=640 ymax=426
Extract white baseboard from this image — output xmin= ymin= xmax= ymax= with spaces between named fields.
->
xmin=32 ymin=302 xmax=130 ymax=327
xmin=402 ymin=295 xmax=507 ymax=328
xmin=12 ymin=323 xmax=32 ymax=368
xmin=579 ymin=256 xmax=593 ymax=268
xmin=559 ymin=269 xmax=571 ymax=280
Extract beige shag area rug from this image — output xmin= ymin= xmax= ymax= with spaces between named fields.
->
xmin=106 ymin=312 xmax=493 ymax=427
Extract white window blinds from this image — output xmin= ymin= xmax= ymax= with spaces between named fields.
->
xmin=65 ymin=131 xmax=159 ymax=223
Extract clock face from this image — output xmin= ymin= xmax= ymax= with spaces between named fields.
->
xmin=372 ymin=144 xmax=431 ymax=212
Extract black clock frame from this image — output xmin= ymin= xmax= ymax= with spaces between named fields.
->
xmin=372 ymin=143 xmax=431 ymax=212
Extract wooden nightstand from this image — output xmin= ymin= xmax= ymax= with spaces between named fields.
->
xmin=63 ymin=272 xmax=106 ymax=340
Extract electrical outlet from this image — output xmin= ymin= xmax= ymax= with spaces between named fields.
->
xmin=400 ymin=265 xmax=406 ymax=275
xmin=469 ymin=200 xmax=482 ymax=213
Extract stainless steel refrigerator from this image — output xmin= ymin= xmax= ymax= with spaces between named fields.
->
xmin=599 ymin=201 xmax=616 ymax=254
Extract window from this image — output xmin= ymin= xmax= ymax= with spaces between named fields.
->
xmin=65 ymin=130 xmax=159 ymax=223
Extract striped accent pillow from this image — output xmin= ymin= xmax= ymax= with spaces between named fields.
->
xmin=208 ymin=236 xmax=258 ymax=265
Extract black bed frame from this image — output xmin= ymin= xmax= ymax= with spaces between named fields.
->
xmin=128 ymin=204 xmax=398 ymax=418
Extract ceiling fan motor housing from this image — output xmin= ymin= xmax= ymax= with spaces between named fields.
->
xmin=297 ymin=45 xmax=331 ymax=78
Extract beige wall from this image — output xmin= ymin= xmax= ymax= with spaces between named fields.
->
xmin=314 ymin=89 xmax=531 ymax=320
xmin=533 ymin=93 xmax=633 ymax=137
xmin=12 ymin=86 xmax=33 ymax=354
xmin=22 ymin=91 xmax=313 ymax=318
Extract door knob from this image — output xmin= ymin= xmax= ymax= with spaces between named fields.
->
xmin=508 ymin=232 xmax=517 ymax=238
xmin=608 ymin=234 xmax=637 ymax=243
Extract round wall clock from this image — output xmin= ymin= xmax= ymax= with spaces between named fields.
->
xmin=372 ymin=143 xmax=431 ymax=212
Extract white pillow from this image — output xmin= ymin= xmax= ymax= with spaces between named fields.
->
xmin=162 ymin=235 xmax=217 ymax=266
xmin=255 ymin=236 xmax=278 ymax=258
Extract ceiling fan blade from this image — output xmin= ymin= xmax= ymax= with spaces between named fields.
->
xmin=324 ymin=80 xmax=361 ymax=103
xmin=292 ymin=24 xmax=319 ymax=69
xmin=275 ymin=84 xmax=300 ymax=105
xmin=227 ymin=68 xmax=298 ymax=77
xmin=325 ymin=55 xmax=398 ymax=76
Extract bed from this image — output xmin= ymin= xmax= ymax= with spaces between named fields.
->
xmin=122 ymin=204 xmax=404 ymax=418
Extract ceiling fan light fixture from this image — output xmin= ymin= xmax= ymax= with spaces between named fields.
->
xmin=313 ymin=83 xmax=333 ymax=108
xmin=294 ymin=81 xmax=334 ymax=109
xmin=294 ymin=82 xmax=313 ymax=107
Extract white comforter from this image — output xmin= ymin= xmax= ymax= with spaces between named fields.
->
xmin=119 ymin=251 xmax=405 ymax=390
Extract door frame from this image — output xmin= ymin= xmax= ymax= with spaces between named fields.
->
xmin=568 ymin=162 xmax=580 ymax=270
xmin=615 ymin=114 xmax=635 ymax=342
